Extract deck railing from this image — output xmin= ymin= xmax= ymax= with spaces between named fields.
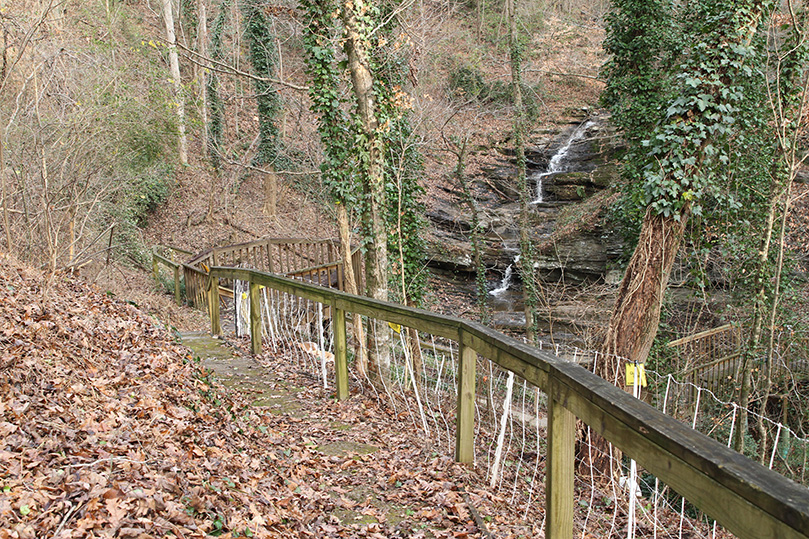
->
xmin=201 ymin=265 xmax=809 ymax=539
xmin=152 ymin=239 xmax=362 ymax=312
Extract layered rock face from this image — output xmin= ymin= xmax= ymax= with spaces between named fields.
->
xmin=425 ymin=113 xmax=623 ymax=284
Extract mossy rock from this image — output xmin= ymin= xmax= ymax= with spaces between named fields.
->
xmin=551 ymin=171 xmax=591 ymax=186
xmin=590 ymin=163 xmax=619 ymax=188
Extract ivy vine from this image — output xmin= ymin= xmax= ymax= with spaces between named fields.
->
xmin=243 ymin=0 xmax=282 ymax=167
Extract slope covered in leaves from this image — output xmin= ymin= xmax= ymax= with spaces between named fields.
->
xmin=0 ymin=256 xmax=335 ymax=538
xmin=0 ymin=256 xmax=529 ymax=538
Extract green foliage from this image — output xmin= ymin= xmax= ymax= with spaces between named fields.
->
xmin=600 ymin=0 xmax=678 ymax=142
xmin=180 ymin=0 xmax=198 ymax=38
xmin=447 ymin=63 xmax=542 ymax=118
xmin=601 ymin=0 xmax=681 ymax=244
xmin=384 ymin=115 xmax=428 ymax=305
xmin=373 ymin=22 xmax=427 ymax=305
xmin=448 ymin=65 xmax=486 ymax=99
xmin=243 ymin=0 xmax=282 ymax=167
xmin=129 ymin=170 xmax=173 ymax=226
xmin=301 ymin=0 xmax=426 ymax=304
xmin=300 ymin=0 xmax=355 ymax=204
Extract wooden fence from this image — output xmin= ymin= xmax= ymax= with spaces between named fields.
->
xmin=152 ymin=239 xmax=362 ymax=313
xmin=201 ymin=265 xmax=809 ymax=539
xmin=188 ymin=238 xmax=362 ymax=291
xmin=669 ymin=324 xmax=742 ymax=393
xmin=669 ymin=324 xmax=809 ymax=397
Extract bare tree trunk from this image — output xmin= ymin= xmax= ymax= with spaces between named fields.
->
xmin=0 ymin=135 xmax=11 ymax=252
xmin=757 ymin=180 xmax=793 ymax=463
xmin=337 ymin=203 xmax=367 ymax=377
xmin=263 ymin=170 xmax=277 ymax=218
xmin=33 ymin=58 xmax=58 ymax=274
xmin=453 ymin=136 xmax=490 ymax=323
xmin=341 ymin=1 xmax=390 ymax=380
xmin=162 ymin=0 xmax=188 ymax=166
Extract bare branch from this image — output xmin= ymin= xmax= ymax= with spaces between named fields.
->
xmin=523 ymin=68 xmax=604 ymax=82
xmin=176 ymin=41 xmax=309 ymax=91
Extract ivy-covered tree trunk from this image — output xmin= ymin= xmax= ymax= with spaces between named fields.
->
xmin=341 ymin=0 xmax=390 ymax=380
xmin=507 ymin=0 xmax=538 ymax=342
xmin=206 ymin=0 xmax=228 ymax=220
xmin=599 ymin=0 xmax=768 ymax=393
xmin=198 ymin=0 xmax=209 ymax=159
xmin=591 ymin=0 xmax=769 ymax=477
xmin=243 ymin=0 xmax=280 ymax=167
xmin=300 ymin=0 xmax=368 ymax=375
xmin=601 ymin=207 xmax=688 ymax=375
xmin=243 ymin=0 xmax=281 ymax=217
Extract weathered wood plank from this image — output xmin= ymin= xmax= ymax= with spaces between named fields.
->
xmin=208 ymin=275 xmax=221 ymax=337
xmin=249 ymin=281 xmax=262 ymax=355
xmin=668 ymin=324 xmax=735 ymax=347
xmin=334 ymin=306 xmax=349 ymax=401
xmin=547 ymin=381 xmax=575 ymax=539
xmin=455 ymin=337 xmax=476 ymax=464
xmin=461 ymin=326 xmax=550 ymax=391
xmin=153 ymin=252 xmax=180 ymax=269
xmin=548 ymin=360 xmax=809 ymax=539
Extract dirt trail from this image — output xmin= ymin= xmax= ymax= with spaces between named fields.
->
xmin=178 ymin=331 xmax=508 ymax=537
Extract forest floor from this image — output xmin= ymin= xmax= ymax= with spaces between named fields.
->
xmin=0 ymin=253 xmax=546 ymax=539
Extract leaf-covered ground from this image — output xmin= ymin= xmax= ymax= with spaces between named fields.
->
xmin=0 ymin=255 xmax=531 ymax=538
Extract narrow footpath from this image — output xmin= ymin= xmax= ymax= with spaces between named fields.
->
xmin=177 ymin=331 xmax=514 ymax=538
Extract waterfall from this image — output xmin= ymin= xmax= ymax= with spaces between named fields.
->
xmin=489 ymin=263 xmax=514 ymax=297
xmin=532 ymin=120 xmax=594 ymax=204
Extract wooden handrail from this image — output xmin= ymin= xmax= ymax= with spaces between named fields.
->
xmin=154 ymin=244 xmax=194 ymax=257
xmin=667 ymin=323 xmax=736 ymax=347
xmin=152 ymin=253 xmax=182 ymax=306
xmin=681 ymin=351 xmax=742 ymax=377
xmin=208 ymin=266 xmax=809 ymax=539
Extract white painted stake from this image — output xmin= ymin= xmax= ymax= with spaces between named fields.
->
xmin=318 ymin=302 xmax=327 ymax=389
xmin=490 ymin=370 xmax=514 ymax=488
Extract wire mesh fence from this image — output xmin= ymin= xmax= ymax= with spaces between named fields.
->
xmin=228 ymin=280 xmax=809 ymax=538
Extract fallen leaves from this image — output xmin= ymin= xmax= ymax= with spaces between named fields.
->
xmin=0 ymin=256 xmax=306 ymax=538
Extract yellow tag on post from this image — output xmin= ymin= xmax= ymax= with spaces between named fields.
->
xmin=388 ymin=322 xmax=402 ymax=334
xmin=626 ymin=363 xmax=647 ymax=387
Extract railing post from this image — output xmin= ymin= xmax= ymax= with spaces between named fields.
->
xmin=334 ymin=305 xmax=349 ymax=400
xmin=208 ymin=273 xmax=221 ymax=337
xmin=249 ymin=281 xmax=262 ymax=355
xmin=455 ymin=333 xmax=476 ymax=464
xmin=547 ymin=379 xmax=574 ymax=539
xmin=152 ymin=253 xmax=158 ymax=282
xmin=173 ymin=265 xmax=181 ymax=306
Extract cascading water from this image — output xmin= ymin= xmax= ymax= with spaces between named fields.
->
xmin=532 ymin=120 xmax=594 ymax=204
xmin=489 ymin=263 xmax=514 ymax=297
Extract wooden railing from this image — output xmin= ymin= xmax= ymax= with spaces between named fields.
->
xmin=152 ymin=239 xmax=362 ymax=312
xmin=203 ymin=266 xmax=809 ymax=539
xmin=669 ymin=324 xmax=742 ymax=392
xmin=188 ymin=238 xmax=362 ymax=291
